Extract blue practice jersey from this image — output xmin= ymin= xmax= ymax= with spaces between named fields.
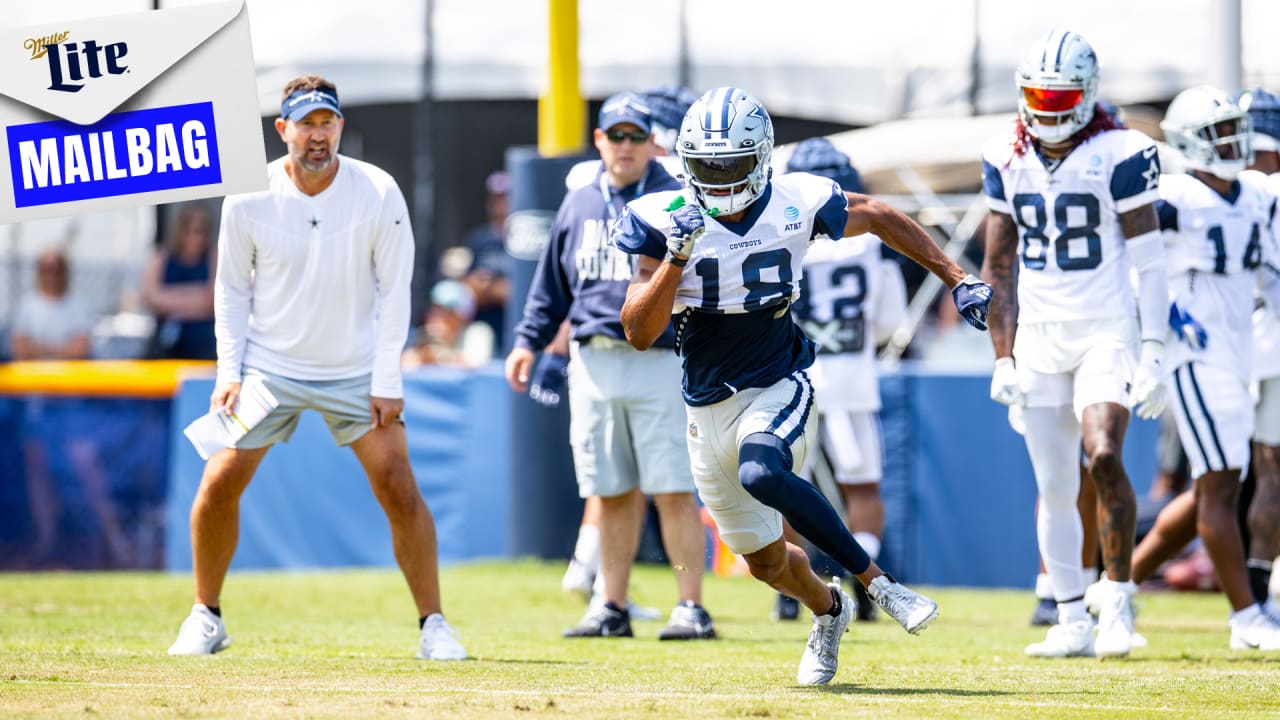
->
xmin=612 ymin=172 xmax=848 ymax=405
xmin=513 ymin=160 xmax=682 ymax=352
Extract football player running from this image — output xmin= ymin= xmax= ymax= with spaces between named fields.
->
xmin=1125 ymin=88 xmax=1280 ymax=650
xmin=614 ymin=87 xmax=992 ymax=685
xmin=980 ymin=30 xmax=1169 ymax=659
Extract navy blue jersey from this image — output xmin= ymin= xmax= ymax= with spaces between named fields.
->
xmin=614 ymin=172 xmax=849 ymax=405
xmin=513 ymin=160 xmax=682 ymax=351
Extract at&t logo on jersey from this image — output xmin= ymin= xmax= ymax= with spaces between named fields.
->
xmin=783 ymin=205 xmax=803 ymax=232
xmin=29 ymin=33 xmax=130 ymax=93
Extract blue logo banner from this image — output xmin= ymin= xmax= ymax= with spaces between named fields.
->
xmin=7 ymin=100 xmax=221 ymax=208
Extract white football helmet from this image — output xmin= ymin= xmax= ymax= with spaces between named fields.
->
xmin=1161 ymin=86 xmax=1252 ymax=181
xmin=1015 ymin=30 xmax=1100 ymax=146
xmin=676 ymin=87 xmax=773 ymax=216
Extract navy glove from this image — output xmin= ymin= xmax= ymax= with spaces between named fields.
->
xmin=666 ymin=204 xmax=705 ymax=266
xmin=951 ymin=274 xmax=992 ymax=331
xmin=1168 ymin=300 xmax=1208 ymax=350
xmin=528 ymin=352 xmax=569 ymax=409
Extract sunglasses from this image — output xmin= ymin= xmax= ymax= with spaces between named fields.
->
xmin=605 ymin=129 xmax=650 ymax=144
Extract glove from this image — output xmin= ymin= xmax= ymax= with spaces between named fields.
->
xmin=1168 ymin=301 xmax=1208 ymax=350
xmin=990 ymin=357 xmax=1025 ymax=407
xmin=1129 ymin=339 xmax=1168 ymax=420
xmin=666 ymin=204 xmax=705 ymax=266
xmin=951 ymin=274 xmax=993 ymax=331
xmin=1007 ymin=403 xmax=1026 ymax=436
xmin=528 ymin=352 xmax=569 ymax=409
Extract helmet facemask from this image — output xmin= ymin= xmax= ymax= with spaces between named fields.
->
xmin=1163 ymin=87 xmax=1253 ymax=181
xmin=1015 ymin=31 xmax=1100 ymax=147
xmin=677 ymin=87 xmax=774 ymax=216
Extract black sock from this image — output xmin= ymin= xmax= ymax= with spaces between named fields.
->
xmin=205 ymin=605 xmax=221 ymax=617
xmin=419 ymin=615 xmax=430 ymax=630
xmin=1247 ymin=561 xmax=1272 ymax=605
xmin=821 ymin=586 xmax=843 ymax=617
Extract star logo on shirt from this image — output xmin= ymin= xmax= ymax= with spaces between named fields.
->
xmin=1142 ymin=159 xmax=1159 ymax=191
xmin=309 ymin=216 xmax=320 ymax=229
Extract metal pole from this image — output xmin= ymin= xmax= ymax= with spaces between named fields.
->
xmin=1213 ymin=0 xmax=1242 ymax=92
xmin=411 ymin=0 xmax=437 ymax=324
xmin=539 ymin=0 xmax=584 ymax=156
xmin=678 ymin=0 xmax=691 ymax=90
xmin=969 ymin=0 xmax=981 ymax=116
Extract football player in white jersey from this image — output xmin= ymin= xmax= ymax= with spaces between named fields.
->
xmin=781 ymin=137 xmax=908 ymax=624
xmin=1121 ymin=87 xmax=1280 ymax=650
xmin=980 ymin=30 xmax=1169 ymax=659
xmin=614 ymin=87 xmax=992 ymax=685
xmin=1241 ymin=87 xmax=1280 ymax=607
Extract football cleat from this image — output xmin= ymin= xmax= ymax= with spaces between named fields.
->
xmin=1025 ymin=619 xmax=1096 ymax=658
xmin=867 ymin=576 xmax=938 ymax=634
xmin=796 ymin=581 xmax=853 ymax=685
xmin=1030 ymin=597 xmax=1059 ymax=627
xmin=772 ymin=592 xmax=800 ymax=621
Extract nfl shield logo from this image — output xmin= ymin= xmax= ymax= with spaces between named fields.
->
xmin=688 ymin=421 xmax=698 ymax=438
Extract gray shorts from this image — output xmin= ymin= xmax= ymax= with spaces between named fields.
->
xmin=567 ymin=337 xmax=694 ymax=499
xmin=235 ymin=368 xmax=388 ymax=449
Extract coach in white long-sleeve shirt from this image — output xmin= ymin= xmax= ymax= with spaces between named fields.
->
xmin=168 ymin=75 xmax=466 ymax=662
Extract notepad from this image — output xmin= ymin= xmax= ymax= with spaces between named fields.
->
xmin=182 ymin=373 xmax=279 ymax=460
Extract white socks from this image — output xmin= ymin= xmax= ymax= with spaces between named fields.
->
xmin=853 ymin=532 xmax=881 ymax=562
xmin=573 ymin=524 xmax=601 ymax=573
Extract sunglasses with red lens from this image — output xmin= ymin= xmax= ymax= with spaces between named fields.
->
xmin=1022 ymin=87 xmax=1084 ymax=113
xmin=605 ymin=129 xmax=650 ymax=144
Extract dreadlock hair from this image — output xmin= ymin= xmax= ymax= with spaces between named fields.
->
xmin=1009 ymin=103 xmax=1122 ymax=160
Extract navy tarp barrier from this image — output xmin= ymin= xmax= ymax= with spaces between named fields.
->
xmin=164 ymin=364 xmax=513 ymax=570
xmin=877 ymin=368 xmax=1158 ymax=588
xmin=0 ymin=395 xmax=170 ymax=570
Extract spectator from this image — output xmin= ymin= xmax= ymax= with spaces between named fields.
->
xmin=461 ymin=170 xmax=512 ymax=354
xmin=402 ymin=279 xmax=494 ymax=369
xmin=11 ymin=248 xmax=129 ymax=567
xmin=140 ymin=203 xmax=217 ymax=360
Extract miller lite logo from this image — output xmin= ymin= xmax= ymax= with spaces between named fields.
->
xmin=27 ymin=33 xmax=129 ymax=93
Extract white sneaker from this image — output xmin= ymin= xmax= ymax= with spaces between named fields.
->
xmin=167 ymin=604 xmax=230 ymax=655
xmin=1094 ymin=581 xmax=1137 ymax=658
xmin=796 ymin=581 xmax=853 ymax=685
xmin=866 ymin=576 xmax=938 ymax=635
xmin=561 ymin=557 xmax=595 ymax=599
xmin=1025 ymin=619 xmax=1095 ymax=658
xmin=1230 ymin=606 xmax=1280 ymax=651
xmin=417 ymin=614 xmax=467 ymax=660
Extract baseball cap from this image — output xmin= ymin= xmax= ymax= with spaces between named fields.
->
xmin=598 ymin=92 xmax=652 ymax=133
xmin=281 ymin=87 xmax=343 ymax=122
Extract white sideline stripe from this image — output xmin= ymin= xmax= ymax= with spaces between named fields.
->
xmin=0 ymin=678 xmax=1203 ymax=712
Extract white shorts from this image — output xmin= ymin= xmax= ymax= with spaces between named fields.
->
xmin=567 ymin=338 xmax=693 ymax=499
xmin=686 ymin=370 xmax=815 ymax=555
xmin=1255 ymin=376 xmax=1280 ymax=446
xmin=1169 ymin=363 xmax=1253 ymax=480
xmin=236 ymin=367 xmax=382 ymax=449
xmin=803 ymin=409 xmax=883 ymax=485
xmin=1016 ymin=339 xmax=1134 ymax=421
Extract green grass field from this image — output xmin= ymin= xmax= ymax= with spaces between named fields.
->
xmin=2 ymin=561 xmax=1277 ymax=719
